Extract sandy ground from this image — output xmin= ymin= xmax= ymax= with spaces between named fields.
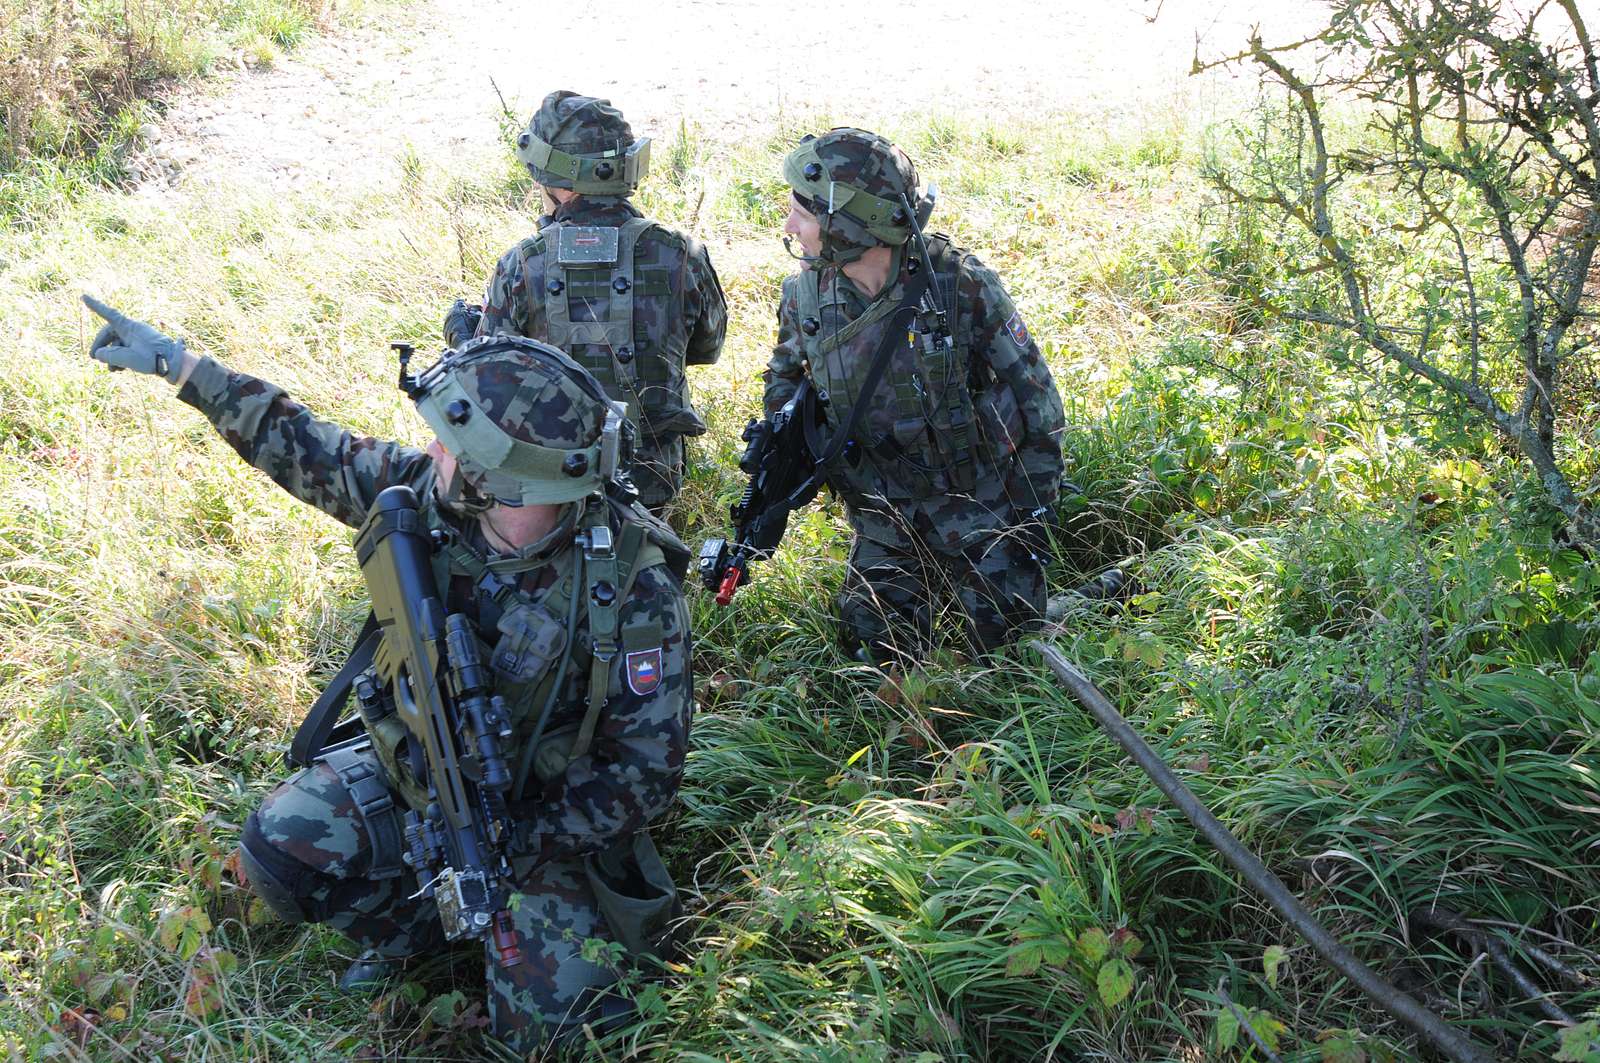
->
xmin=127 ymin=0 xmax=1330 ymax=191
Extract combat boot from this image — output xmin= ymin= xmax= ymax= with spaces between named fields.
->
xmin=1045 ymin=568 xmax=1132 ymax=621
xmin=337 ymin=950 xmax=405 ymax=995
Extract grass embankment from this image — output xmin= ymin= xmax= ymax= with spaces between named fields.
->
xmin=0 ymin=0 xmax=356 ymax=220
xmin=1 ymin=108 xmax=1597 ymax=1061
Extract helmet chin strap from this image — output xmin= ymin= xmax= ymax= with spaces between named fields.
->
xmin=782 ymin=232 xmax=872 ymax=267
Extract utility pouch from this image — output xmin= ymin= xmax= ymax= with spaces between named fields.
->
xmin=891 ymin=417 xmax=928 ymax=449
xmin=528 ymin=723 xmax=581 ymax=788
xmin=556 ymin=226 xmax=621 ymax=267
xmin=583 ymin=831 xmax=679 ymax=959
xmin=640 ymin=404 xmax=708 ymax=439
xmin=491 ymin=602 xmax=567 ymax=686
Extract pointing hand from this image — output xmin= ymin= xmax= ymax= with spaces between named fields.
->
xmin=82 ymin=294 xmax=191 ymax=383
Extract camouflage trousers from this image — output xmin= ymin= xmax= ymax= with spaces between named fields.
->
xmin=630 ymin=434 xmax=684 ymax=515
xmin=839 ymin=494 xmax=1046 ymax=658
xmin=241 ymin=750 xmax=626 ymax=1052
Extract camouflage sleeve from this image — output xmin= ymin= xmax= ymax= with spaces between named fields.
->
xmin=474 ymin=241 xmax=535 ymax=340
xmin=517 ymin=565 xmax=692 ymax=864
xmin=964 ymin=257 xmax=1066 ymax=510
xmin=176 ymin=355 xmax=432 ymax=528
xmin=761 ymin=274 xmax=805 ymax=417
xmin=682 ymin=238 xmax=727 ymax=367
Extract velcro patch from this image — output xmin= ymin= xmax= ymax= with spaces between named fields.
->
xmin=1005 ymin=310 xmax=1030 ymax=349
xmin=626 ymin=648 xmax=663 ymax=695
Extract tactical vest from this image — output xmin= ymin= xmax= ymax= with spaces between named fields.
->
xmin=359 ymin=494 xmax=682 ymax=817
xmin=795 ymin=237 xmax=1019 ymax=504
xmin=539 ymin=218 xmax=700 ymax=438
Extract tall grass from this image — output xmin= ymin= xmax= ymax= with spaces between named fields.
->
xmin=1 ymin=108 xmax=1597 ymax=1061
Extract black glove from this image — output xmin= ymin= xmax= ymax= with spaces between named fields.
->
xmin=443 ymin=299 xmax=483 ymax=348
xmin=82 ymin=294 xmax=188 ymax=383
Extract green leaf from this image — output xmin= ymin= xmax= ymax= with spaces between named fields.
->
xmin=1006 ymin=942 xmax=1044 ymax=977
xmin=1263 ymin=944 xmax=1287 ymax=989
xmin=1077 ymin=927 xmax=1110 ymax=964
xmin=1040 ymin=938 xmax=1074 ymax=967
xmin=1216 ymin=1007 xmax=1240 ymax=1051
xmin=1253 ymin=1010 xmax=1286 ymax=1051
xmin=1495 ymin=551 xmax=1522 ymax=582
xmin=1555 ymin=1020 xmax=1600 ymax=1062
xmin=204 ymin=948 xmax=238 ymax=976
xmin=427 ymin=990 xmax=467 ymax=1027
xmin=1097 ymin=957 xmax=1135 ymax=1007
xmin=85 ymin=972 xmax=118 ymax=1003
xmin=1318 ymin=1028 xmax=1368 ymax=1063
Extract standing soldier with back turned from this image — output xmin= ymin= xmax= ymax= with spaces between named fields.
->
xmin=763 ymin=127 xmax=1067 ymax=661
xmin=447 ymin=90 xmax=728 ymax=517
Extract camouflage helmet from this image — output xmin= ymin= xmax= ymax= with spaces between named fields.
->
xmin=782 ymin=127 xmax=922 ymax=264
xmin=515 ymin=90 xmax=651 ymax=197
xmin=412 ymin=335 xmax=630 ymax=507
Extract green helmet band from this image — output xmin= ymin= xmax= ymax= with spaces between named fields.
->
xmin=415 ymin=370 xmax=616 ymax=506
xmin=517 ymin=131 xmax=651 ymax=195
xmin=782 ymin=141 xmax=913 ymax=246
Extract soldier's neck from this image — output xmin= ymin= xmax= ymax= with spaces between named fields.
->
xmin=841 ymin=246 xmax=896 ymax=300
xmin=479 ymin=501 xmax=565 ymax=553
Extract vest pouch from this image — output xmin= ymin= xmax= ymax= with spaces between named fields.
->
xmin=491 ymin=601 xmax=567 ymax=689
xmin=638 ymin=402 xmax=707 ymax=439
xmin=890 ymin=416 xmax=928 ymax=449
xmin=366 ymin=712 xmax=432 ymax=814
xmin=527 ymin=722 xmax=581 ymax=788
xmin=583 ymin=831 xmax=680 ymax=960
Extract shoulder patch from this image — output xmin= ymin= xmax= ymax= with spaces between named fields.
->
xmin=1005 ymin=310 xmax=1030 ymax=349
xmin=626 ymin=647 xmax=663 ymax=695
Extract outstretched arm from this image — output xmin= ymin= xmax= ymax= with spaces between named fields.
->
xmin=83 ymin=294 xmax=431 ymax=529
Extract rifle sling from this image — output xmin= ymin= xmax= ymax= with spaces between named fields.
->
xmin=287 ymin=612 xmax=382 ymax=768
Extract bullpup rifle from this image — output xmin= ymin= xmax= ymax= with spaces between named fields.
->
xmin=352 ymin=484 xmax=522 ymax=966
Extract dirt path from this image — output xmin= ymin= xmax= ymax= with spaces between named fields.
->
xmin=128 ymin=0 xmax=1328 ymax=191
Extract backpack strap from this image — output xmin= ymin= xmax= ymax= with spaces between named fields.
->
xmin=570 ymin=504 xmax=666 ymax=763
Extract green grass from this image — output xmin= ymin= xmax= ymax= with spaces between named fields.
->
xmin=1 ymin=107 xmax=1598 ymax=1061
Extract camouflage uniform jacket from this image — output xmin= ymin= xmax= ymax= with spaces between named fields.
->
xmin=476 ymin=197 xmax=726 ymax=448
xmin=764 ymin=240 xmax=1065 ymax=535
xmin=177 ymin=355 xmax=693 ymax=868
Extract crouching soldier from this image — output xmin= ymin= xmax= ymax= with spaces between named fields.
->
xmin=81 ymin=295 xmax=693 ymax=1050
xmin=764 ymin=128 xmax=1067 ymax=660
xmin=447 ymin=90 xmax=727 ymax=517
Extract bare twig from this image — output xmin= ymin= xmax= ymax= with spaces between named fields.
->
xmin=1409 ymin=906 xmax=1581 ymax=1028
xmin=1216 ymin=978 xmax=1286 ymax=1063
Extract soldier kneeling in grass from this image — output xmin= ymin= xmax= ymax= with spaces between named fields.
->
xmin=81 ymin=294 xmax=692 ymax=1050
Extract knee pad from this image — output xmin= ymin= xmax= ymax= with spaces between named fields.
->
xmin=239 ymin=811 xmax=330 ymax=925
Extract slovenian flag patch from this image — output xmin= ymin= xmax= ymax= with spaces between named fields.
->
xmin=1005 ymin=310 xmax=1030 ymax=348
xmin=626 ymin=648 xmax=663 ymax=695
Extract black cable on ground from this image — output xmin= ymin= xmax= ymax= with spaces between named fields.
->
xmin=1031 ymin=641 xmax=1499 ymax=1063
